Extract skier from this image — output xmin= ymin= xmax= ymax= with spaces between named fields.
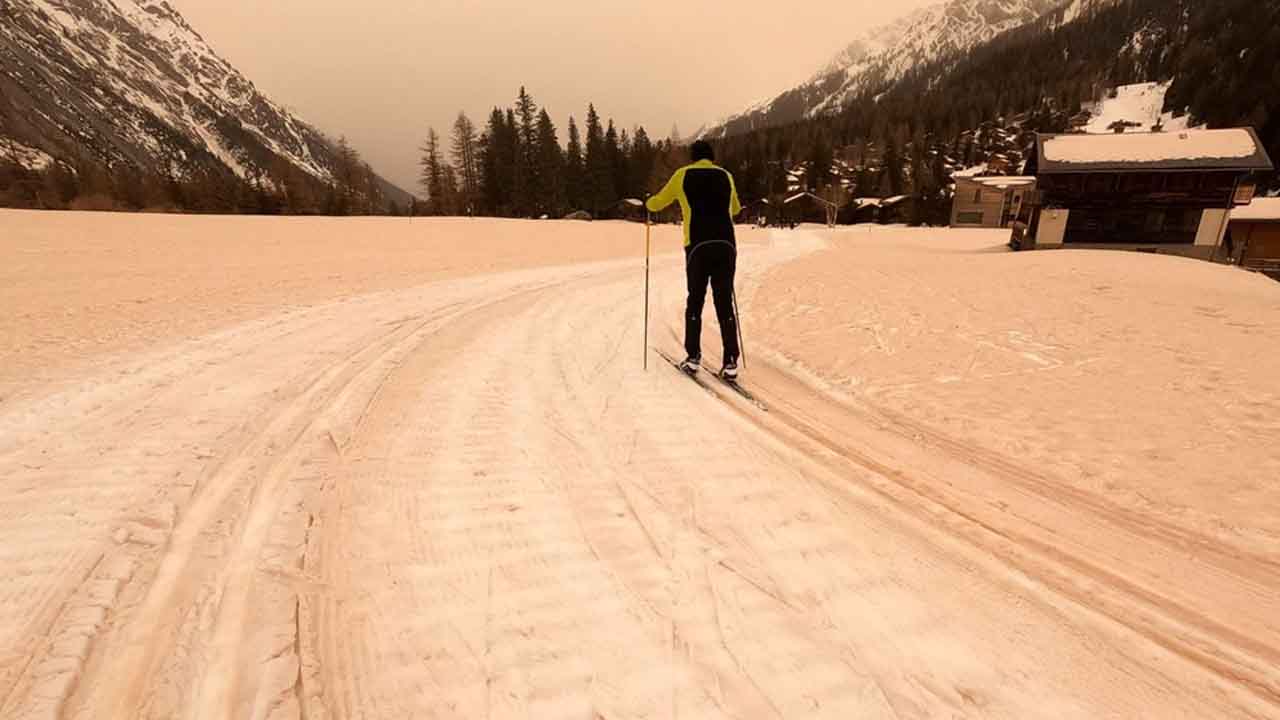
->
xmin=647 ymin=140 xmax=743 ymax=379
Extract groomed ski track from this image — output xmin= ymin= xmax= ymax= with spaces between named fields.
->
xmin=1 ymin=227 xmax=1277 ymax=719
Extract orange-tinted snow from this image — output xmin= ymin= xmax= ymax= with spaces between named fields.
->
xmin=752 ymin=225 xmax=1280 ymax=541
xmin=1 ymin=212 xmax=1277 ymax=719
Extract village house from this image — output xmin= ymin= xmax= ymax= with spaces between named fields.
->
xmin=950 ymin=176 xmax=1036 ymax=228
xmin=1020 ymin=128 xmax=1274 ymax=258
xmin=1226 ymin=197 xmax=1280 ymax=276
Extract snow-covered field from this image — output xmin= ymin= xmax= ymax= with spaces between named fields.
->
xmin=1 ymin=212 xmax=1278 ymax=719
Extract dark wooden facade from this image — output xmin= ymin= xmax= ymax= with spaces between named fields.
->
xmin=1034 ymin=170 xmax=1239 ymax=245
xmin=1023 ymin=129 xmax=1274 ymax=257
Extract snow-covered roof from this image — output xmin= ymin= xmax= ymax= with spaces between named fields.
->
xmin=1230 ymin=198 xmax=1280 ymax=223
xmin=852 ymin=196 xmax=912 ymax=208
xmin=785 ymin=192 xmax=837 ymax=207
xmin=1036 ymin=128 xmax=1273 ymax=173
xmin=953 ymin=163 xmax=988 ymax=178
xmin=966 ymin=176 xmax=1036 ymax=189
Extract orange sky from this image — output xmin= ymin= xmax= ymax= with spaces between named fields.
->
xmin=167 ymin=0 xmax=934 ymax=192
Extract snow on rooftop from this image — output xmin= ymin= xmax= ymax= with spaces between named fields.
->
xmin=953 ymin=163 xmax=988 ymax=178
xmin=973 ymin=176 xmax=1035 ymax=189
xmin=1230 ymin=198 xmax=1280 ymax=222
xmin=1043 ymin=129 xmax=1259 ymax=165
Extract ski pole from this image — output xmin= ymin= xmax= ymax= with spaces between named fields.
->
xmin=644 ymin=198 xmax=651 ymax=371
xmin=732 ymin=287 xmax=746 ymax=370
xmin=623 ymin=198 xmax=652 ymax=370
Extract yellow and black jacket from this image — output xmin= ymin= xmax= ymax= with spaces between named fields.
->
xmin=646 ymin=159 xmax=742 ymax=249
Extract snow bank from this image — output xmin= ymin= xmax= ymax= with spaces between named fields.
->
xmin=753 ymin=224 xmax=1280 ymax=545
xmin=0 ymin=213 xmax=690 ymax=391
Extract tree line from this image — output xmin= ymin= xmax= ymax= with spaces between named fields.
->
xmin=417 ymin=87 xmax=686 ymax=219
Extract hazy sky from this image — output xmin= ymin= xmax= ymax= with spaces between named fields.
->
xmin=167 ymin=0 xmax=934 ymax=193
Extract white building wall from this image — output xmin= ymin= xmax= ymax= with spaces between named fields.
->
xmin=1195 ymin=208 xmax=1230 ymax=247
xmin=1036 ymin=209 xmax=1070 ymax=247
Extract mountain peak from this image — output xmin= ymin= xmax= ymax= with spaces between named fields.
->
xmin=703 ymin=0 xmax=1065 ymax=140
xmin=1 ymin=0 xmax=419 ymax=210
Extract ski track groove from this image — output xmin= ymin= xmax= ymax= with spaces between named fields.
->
xmin=1 ymin=232 xmax=1276 ymax=719
xmin=738 ymin=365 xmax=1280 ymax=712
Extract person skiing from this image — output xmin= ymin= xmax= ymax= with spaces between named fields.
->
xmin=646 ymin=140 xmax=743 ymax=379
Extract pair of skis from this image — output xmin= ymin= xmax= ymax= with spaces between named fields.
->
xmin=655 ymin=349 xmax=767 ymax=412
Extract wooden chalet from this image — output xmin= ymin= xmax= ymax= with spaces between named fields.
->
xmin=1021 ymin=128 xmax=1274 ymax=258
xmin=784 ymin=191 xmax=840 ymax=226
xmin=1226 ymin=197 xmax=1280 ymax=276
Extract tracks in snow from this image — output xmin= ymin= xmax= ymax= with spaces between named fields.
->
xmin=0 ymin=232 xmax=1277 ymax=719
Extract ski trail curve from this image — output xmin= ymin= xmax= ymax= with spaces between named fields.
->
xmin=0 ymin=230 xmax=1275 ymax=719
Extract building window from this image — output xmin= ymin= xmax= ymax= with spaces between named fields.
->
xmin=957 ymin=211 xmax=984 ymax=225
xmin=1165 ymin=208 xmax=1203 ymax=233
xmin=973 ymin=189 xmax=983 ymax=203
xmin=1065 ymin=208 xmax=1201 ymax=244
xmin=1086 ymin=174 xmax=1115 ymax=193
xmin=1122 ymin=174 xmax=1156 ymax=192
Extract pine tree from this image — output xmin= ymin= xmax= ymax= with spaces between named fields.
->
xmin=479 ymin=109 xmax=504 ymax=214
xmin=441 ymin=164 xmax=459 ymax=215
xmin=613 ymin=127 xmax=632 ymax=200
xmin=564 ymin=116 xmax=585 ymax=211
xmin=808 ymin=134 xmax=833 ymax=192
xmin=534 ymin=109 xmax=565 ymax=216
xmin=418 ymin=128 xmax=446 ymax=215
xmin=514 ymin=87 xmax=539 ymax=216
xmin=881 ymin=133 xmax=905 ymax=197
xmin=479 ymin=108 xmax=519 ymax=216
xmin=333 ymin=136 xmax=363 ymax=216
xmin=629 ymin=126 xmax=655 ymax=201
xmin=584 ymin=104 xmax=610 ymax=216
xmin=604 ymin=120 xmax=623 ymax=209
xmin=451 ymin=112 xmax=480 ymax=215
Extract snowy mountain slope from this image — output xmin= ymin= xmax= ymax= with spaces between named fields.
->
xmin=0 ymin=0 xmax=403 ymax=198
xmin=1080 ymin=81 xmax=1195 ymax=134
xmin=702 ymin=0 xmax=1094 ymax=140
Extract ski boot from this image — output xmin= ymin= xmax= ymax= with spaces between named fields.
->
xmin=721 ymin=358 xmax=739 ymax=382
xmin=679 ymin=356 xmax=701 ymax=376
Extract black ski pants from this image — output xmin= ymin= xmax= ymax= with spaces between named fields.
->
xmin=685 ymin=241 xmax=739 ymax=363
